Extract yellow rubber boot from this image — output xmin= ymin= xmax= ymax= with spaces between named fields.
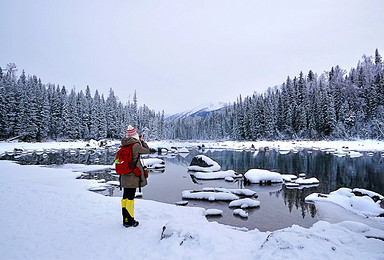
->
xmin=125 ymin=199 xmax=139 ymax=227
xmin=121 ymin=198 xmax=128 ymax=208
xmin=126 ymin=199 xmax=134 ymax=219
xmin=121 ymin=199 xmax=129 ymax=225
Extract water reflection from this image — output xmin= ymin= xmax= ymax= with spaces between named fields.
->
xmin=1 ymin=147 xmax=119 ymax=166
xmin=196 ymin=148 xmax=384 ymax=195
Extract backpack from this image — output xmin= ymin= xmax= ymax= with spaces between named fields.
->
xmin=115 ymin=144 xmax=141 ymax=176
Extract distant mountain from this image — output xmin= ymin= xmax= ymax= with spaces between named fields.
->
xmin=167 ymin=102 xmax=227 ymax=120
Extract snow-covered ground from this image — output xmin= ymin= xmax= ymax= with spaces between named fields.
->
xmin=0 ymin=160 xmax=383 ymax=259
xmin=1 ymin=140 xmax=384 ymax=259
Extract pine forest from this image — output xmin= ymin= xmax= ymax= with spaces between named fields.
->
xmin=1 ymin=49 xmax=383 ymax=142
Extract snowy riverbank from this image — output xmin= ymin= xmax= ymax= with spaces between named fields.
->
xmin=1 ymin=140 xmax=384 ymax=259
xmin=1 ymin=139 xmax=384 ymax=155
xmin=149 ymin=139 xmax=384 ymax=155
xmin=0 ymin=160 xmax=383 ymax=259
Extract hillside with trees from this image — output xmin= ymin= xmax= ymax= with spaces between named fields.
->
xmin=166 ymin=49 xmax=384 ymax=140
xmin=0 ymin=65 xmax=164 ymax=141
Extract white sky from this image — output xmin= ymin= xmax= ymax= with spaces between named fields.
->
xmin=1 ymin=0 xmax=384 ymax=114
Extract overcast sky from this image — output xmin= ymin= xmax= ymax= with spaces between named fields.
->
xmin=1 ymin=0 xmax=384 ymax=114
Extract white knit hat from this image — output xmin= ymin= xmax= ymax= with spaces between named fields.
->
xmin=126 ymin=125 xmax=139 ymax=140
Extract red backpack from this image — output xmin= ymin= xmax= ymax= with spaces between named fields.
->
xmin=115 ymin=144 xmax=141 ymax=176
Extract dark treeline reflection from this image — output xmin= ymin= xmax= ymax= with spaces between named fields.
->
xmin=1 ymin=148 xmax=119 ymax=166
xmin=281 ymin=187 xmax=318 ymax=218
xmin=195 ymin=149 xmax=384 ymax=195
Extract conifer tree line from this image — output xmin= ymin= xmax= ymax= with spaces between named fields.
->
xmin=0 ymin=64 xmax=165 ymax=141
xmin=1 ymin=49 xmax=383 ymax=142
xmin=166 ymin=49 xmax=384 ymax=140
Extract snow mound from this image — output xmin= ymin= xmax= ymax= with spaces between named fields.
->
xmin=244 ymin=169 xmax=283 ymax=184
xmin=191 ymin=170 xmax=239 ymax=180
xmin=229 ymin=198 xmax=261 ymax=208
xmin=89 ymin=187 xmax=107 ymax=191
xmin=285 ymin=182 xmax=300 ymax=188
xmin=349 ymin=151 xmax=363 ymax=158
xmin=233 ymin=209 xmax=248 ymax=218
xmin=143 ymin=158 xmax=165 ymax=169
xmin=225 ymin=176 xmax=234 ymax=182
xmin=160 ymin=222 xmax=200 ymax=245
xmin=305 ymin=188 xmax=384 ymax=217
xmin=205 ymin=209 xmax=223 ymax=216
xmin=182 ymin=190 xmax=239 ymax=201
xmin=175 ymin=201 xmax=189 ymax=206
xmin=353 ymin=188 xmax=384 ymax=201
xmin=255 ymin=221 xmax=384 ymax=259
xmin=187 ymin=155 xmax=221 ymax=172
xmin=282 ymin=173 xmax=320 ymax=188
xmin=295 ymin=177 xmax=319 ymax=185
xmin=106 ymin=181 xmax=120 ymax=186
xmin=281 ymin=174 xmax=297 ymax=182
xmin=202 ymin=187 xmax=257 ymax=197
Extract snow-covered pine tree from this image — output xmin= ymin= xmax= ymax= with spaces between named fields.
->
xmin=35 ymin=79 xmax=50 ymax=141
xmin=66 ymin=88 xmax=80 ymax=139
xmin=106 ymin=88 xmax=118 ymax=138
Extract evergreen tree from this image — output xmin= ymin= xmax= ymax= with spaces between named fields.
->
xmin=36 ymin=79 xmax=50 ymax=141
xmin=0 ymin=67 xmax=6 ymax=138
xmin=375 ymin=48 xmax=382 ymax=65
xmin=66 ymin=88 xmax=80 ymax=139
xmin=106 ymin=88 xmax=118 ymax=138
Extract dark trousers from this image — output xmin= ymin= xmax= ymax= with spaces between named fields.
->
xmin=123 ymin=188 xmax=136 ymax=200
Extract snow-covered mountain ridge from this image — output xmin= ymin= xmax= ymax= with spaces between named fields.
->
xmin=167 ymin=102 xmax=227 ymax=120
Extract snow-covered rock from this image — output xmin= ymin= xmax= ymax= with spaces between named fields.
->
xmin=349 ymin=151 xmax=363 ymax=158
xmin=285 ymin=182 xmax=300 ymax=188
xmin=353 ymin=188 xmax=384 ymax=201
xmin=202 ymin=187 xmax=257 ymax=197
xmin=191 ymin=170 xmax=239 ymax=180
xmin=89 ymin=186 xmax=107 ymax=191
xmin=295 ymin=177 xmax=320 ymax=185
xmin=225 ymin=176 xmax=234 ymax=182
xmin=205 ymin=209 xmax=223 ymax=216
xmin=305 ymin=188 xmax=384 ymax=218
xmin=244 ymin=169 xmax=283 ymax=184
xmin=106 ymin=181 xmax=120 ymax=186
xmin=175 ymin=201 xmax=188 ymax=206
xmin=187 ymin=155 xmax=221 ymax=172
xmin=229 ymin=198 xmax=261 ymax=208
xmin=278 ymin=149 xmax=290 ymax=155
xmin=181 ymin=190 xmax=239 ymax=201
xmin=233 ymin=209 xmax=248 ymax=218
xmin=281 ymin=174 xmax=297 ymax=182
xmin=142 ymin=158 xmax=165 ymax=169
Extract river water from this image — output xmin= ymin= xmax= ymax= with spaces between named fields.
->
xmin=1 ymin=145 xmax=383 ymax=231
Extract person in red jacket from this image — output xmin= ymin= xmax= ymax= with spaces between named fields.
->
xmin=120 ymin=125 xmax=150 ymax=227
